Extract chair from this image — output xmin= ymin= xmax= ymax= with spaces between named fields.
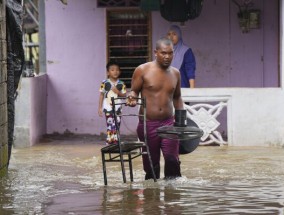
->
xmin=101 ymin=97 xmax=157 ymax=185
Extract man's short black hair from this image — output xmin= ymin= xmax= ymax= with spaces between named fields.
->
xmin=156 ymin=37 xmax=173 ymax=50
xmin=106 ymin=61 xmax=120 ymax=71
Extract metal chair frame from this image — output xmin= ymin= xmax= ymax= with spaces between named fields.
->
xmin=101 ymin=97 xmax=157 ymax=185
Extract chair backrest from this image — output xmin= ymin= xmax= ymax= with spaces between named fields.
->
xmin=111 ymin=97 xmax=147 ymax=144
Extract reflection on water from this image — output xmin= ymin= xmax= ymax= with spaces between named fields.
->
xmin=1 ymin=136 xmax=284 ymax=214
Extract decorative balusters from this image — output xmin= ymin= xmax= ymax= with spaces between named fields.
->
xmin=185 ymin=102 xmax=228 ymax=146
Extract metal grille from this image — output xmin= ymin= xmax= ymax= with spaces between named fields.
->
xmin=98 ymin=0 xmax=140 ymax=7
xmin=107 ymin=9 xmax=151 ymax=88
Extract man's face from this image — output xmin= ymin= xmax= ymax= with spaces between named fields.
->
xmin=167 ymin=30 xmax=179 ymax=45
xmin=155 ymin=43 xmax=174 ymax=68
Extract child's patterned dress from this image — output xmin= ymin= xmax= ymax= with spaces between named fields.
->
xmin=99 ymin=79 xmax=126 ymax=145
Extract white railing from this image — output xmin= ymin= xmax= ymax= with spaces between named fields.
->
xmin=184 ymin=101 xmax=228 ymax=146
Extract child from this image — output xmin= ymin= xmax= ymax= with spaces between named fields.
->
xmin=98 ymin=61 xmax=127 ymax=145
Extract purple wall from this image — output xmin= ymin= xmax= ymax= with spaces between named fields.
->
xmin=46 ymin=0 xmax=106 ymax=134
xmin=45 ymin=0 xmax=279 ymax=135
xmin=176 ymin=0 xmax=279 ymax=88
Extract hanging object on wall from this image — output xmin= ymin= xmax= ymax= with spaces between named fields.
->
xmin=60 ymin=0 xmax=68 ymax=5
xmin=231 ymin=0 xmax=260 ymax=33
xmin=187 ymin=0 xmax=203 ymax=20
xmin=159 ymin=0 xmax=203 ymax=22
xmin=248 ymin=9 xmax=260 ymax=29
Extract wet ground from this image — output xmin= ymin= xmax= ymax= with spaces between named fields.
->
xmin=1 ymin=135 xmax=284 ymax=214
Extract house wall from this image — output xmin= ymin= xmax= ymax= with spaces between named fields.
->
xmin=30 ymin=75 xmax=47 ymax=145
xmin=0 ymin=0 xmax=8 ymax=174
xmin=14 ymin=78 xmax=31 ymax=147
xmin=43 ymin=0 xmax=282 ymax=146
xmin=46 ymin=0 xmax=105 ymax=134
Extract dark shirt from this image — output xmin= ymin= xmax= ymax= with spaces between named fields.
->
xmin=179 ymin=48 xmax=196 ymax=88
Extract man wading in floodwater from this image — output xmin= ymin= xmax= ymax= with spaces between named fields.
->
xmin=127 ymin=37 xmax=184 ymax=180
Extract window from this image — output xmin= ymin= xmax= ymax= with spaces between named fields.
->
xmin=107 ymin=9 xmax=151 ymax=88
xmin=98 ymin=0 xmax=140 ymax=7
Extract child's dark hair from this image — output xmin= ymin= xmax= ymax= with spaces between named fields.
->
xmin=106 ymin=61 xmax=120 ymax=71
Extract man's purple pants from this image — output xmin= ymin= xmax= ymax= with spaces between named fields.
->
xmin=137 ymin=117 xmax=181 ymax=180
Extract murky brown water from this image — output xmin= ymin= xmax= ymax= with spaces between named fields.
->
xmin=1 ymin=136 xmax=284 ymax=214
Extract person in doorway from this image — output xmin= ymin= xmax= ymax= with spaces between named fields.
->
xmin=127 ymin=37 xmax=184 ymax=180
xmin=167 ymin=24 xmax=196 ymax=88
xmin=98 ymin=61 xmax=126 ymax=145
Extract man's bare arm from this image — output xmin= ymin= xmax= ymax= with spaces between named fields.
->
xmin=127 ymin=66 xmax=143 ymax=106
xmin=173 ymin=70 xmax=184 ymax=110
xmin=130 ymin=66 xmax=144 ymax=96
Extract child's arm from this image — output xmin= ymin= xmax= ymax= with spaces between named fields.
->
xmin=98 ymin=92 xmax=104 ymax=117
xmin=112 ymin=81 xmax=127 ymax=97
xmin=112 ymin=87 xmax=126 ymax=97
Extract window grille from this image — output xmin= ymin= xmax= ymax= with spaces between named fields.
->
xmin=98 ymin=0 xmax=140 ymax=7
xmin=107 ymin=9 xmax=151 ymax=88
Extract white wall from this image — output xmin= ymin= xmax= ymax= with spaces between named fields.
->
xmin=182 ymin=87 xmax=284 ymax=146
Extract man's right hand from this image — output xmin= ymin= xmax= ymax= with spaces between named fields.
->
xmin=126 ymin=95 xmax=137 ymax=107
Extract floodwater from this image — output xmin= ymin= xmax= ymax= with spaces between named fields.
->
xmin=1 ymin=135 xmax=284 ymax=215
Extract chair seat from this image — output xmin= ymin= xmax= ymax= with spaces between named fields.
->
xmin=101 ymin=141 xmax=146 ymax=153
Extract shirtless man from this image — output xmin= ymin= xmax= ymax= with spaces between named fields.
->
xmin=127 ymin=37 xmax=184 ymax=180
